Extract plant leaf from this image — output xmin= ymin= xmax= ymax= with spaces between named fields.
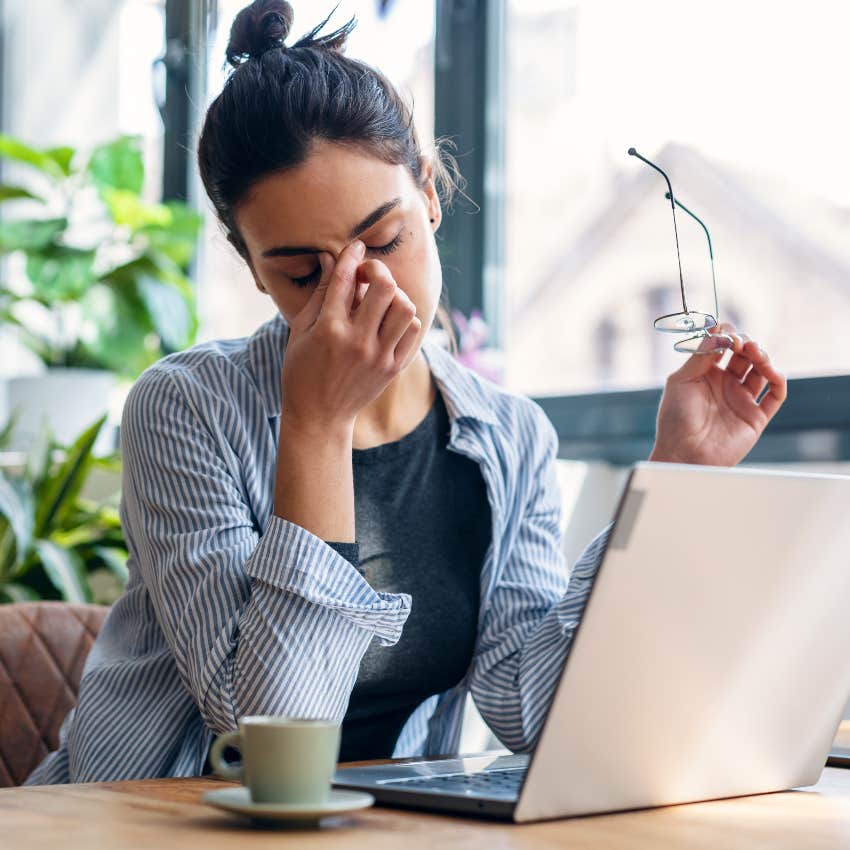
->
xmin=51 ymin=519 xmax=110 ymax=549
xmin=92 ymin=545 xmax=129 ymax=585
xmin=0 ymin=472 xmax=34 ymax=570
xmin=33 ymin=539 xmax=91 ymax=602
xmin=78 ymin=278 xmax=158 ymax=377
xmin=136 ymin=269 xmax=196 ymax=352
xmin=0 ymin=582 xmax=40 ymax=603
xmin=25 ymin=424 xmax=53 ymax=489
xmin=103 ymin=188 xmax=171 ymax=229
xmin=0 ymin=134 xmax=66 ymax=180
xmin=87 ymin=135 xmax=144 ymax=194
xmin=93 ymin=453 xmax=122 ymax=476
xmin=9 ymin=321 xmax=57 ymax=365
xmin=0 ymin=184 xmax=42 ymax=203
xmin=0 ymin=412 xmax=19 ymax=449
xmin=26 ymin=245 xmax=97 ymax=301
xmin=44 ymin=146 xmax=75 ymax=177
xmin=34 ymin=415 xmax=106 ymax=538
xmin=0 ymin=218 xmax=66 ymax=253
xmin=138 ymin=201 xmax=202 ymax=268
xmin=0 ymin=519 xmax=15 ymax=580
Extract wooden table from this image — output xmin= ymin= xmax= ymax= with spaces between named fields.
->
xmin=4 ymin=759 xmax=850 ymax=849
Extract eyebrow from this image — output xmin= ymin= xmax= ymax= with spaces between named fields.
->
xmin=260 ymin=197 xmax=403 ymax=258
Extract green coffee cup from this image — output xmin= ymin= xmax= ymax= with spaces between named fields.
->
xmin=209 ymin=716 xmax=342 ymax=804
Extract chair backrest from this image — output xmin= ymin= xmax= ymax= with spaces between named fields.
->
xmin=0 ymin=601 xmax=108 ymax=786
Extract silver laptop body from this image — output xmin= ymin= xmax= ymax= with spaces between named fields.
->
xmin=333 ymin=462 xmax=850 ymax=822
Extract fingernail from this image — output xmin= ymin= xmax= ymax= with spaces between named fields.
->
xmin=353 ymin=239 xmax=365 ymax=257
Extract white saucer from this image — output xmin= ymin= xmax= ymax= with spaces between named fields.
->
xmin=202 ymin=786 xmax=375 ymax=824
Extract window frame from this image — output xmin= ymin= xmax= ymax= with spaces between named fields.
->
xmin=0 ymin=0 xmax=5 ymax=155
xmin=434 ymin=0 xmax=505 ymax=346
xmin=161 ymin=0 xmax=210 ymax=203
xmin=535 ymin=376 xmax=850 ymax=465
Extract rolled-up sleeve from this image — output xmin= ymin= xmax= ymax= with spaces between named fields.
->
xmin=469 ymin=403 xmax=612 ymax=752
xmin=120 ymin=365 xmax=411 ymax=734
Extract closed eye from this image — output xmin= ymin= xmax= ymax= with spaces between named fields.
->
xmin=289 ymin=267 xmax=322 ymax=288
xmin=290 ymin=229 xmax=406 ymax=288
xmin=368 ymin=229 xmax=405 ymax=257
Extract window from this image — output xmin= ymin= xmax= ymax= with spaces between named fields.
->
xmin=502 ymin=0 xmax=850 ymax=397
xmin=0 ymin=0 xmax=166 ymax=376
xmin=1 ymin=0 xmax=165 ymax=199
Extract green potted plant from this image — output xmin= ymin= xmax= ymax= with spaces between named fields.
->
xmin=0 ymin=133 xmax=201 ymax=449
xmin=0 ymin=414 xmax=128 ymax=605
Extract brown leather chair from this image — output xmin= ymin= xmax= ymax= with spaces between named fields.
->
xmin=0 ymin=601 xmax=108 ymax=786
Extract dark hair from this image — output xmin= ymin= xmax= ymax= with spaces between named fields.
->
xmin=197 ymin=0 xmax=462 ymax=258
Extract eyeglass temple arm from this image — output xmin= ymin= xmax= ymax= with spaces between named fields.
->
xmin=664 ymin=192 xmax=720 ymax=322
xmin=627 ymin=147 xmax=688 ymax=313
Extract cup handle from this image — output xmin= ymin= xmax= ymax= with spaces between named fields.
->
xmin=209 ymin=730 xmax=244 ymax=781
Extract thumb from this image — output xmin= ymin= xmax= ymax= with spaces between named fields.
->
xmin=672 ymin=327 xmax=735 ymax=381
xmin=673 ymin=343 xmax=718 ymax=380
xmin=294 ymin=252 xmax=334 ymax=329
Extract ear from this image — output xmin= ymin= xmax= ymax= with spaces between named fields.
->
xmin=227 ymin=232 xmax=267 ymax=294
xmin=419 ymin=155 xmax=442 ymax=232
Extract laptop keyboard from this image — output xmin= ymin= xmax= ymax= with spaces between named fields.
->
xmin=382 ymin=766 xmax=527 ymax=797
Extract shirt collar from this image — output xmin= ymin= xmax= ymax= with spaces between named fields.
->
xmin=420 ymin=338 xmax=498 ymax=427
xmin=251 ymin=316 xmax=497 ymax=428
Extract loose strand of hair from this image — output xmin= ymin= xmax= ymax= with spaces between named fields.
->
xmin=295 ymin=3 xmax=355 ymax=52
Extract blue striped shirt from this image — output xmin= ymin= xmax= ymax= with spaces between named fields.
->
xmin=25 ymin=315 xmax=611 ymax=784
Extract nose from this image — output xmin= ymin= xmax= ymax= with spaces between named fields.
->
xmin=323 ymin=237 xmax=364 ymax=263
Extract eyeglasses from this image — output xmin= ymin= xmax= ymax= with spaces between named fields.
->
xmin=628 ymin=147 xmax=734 ymax=355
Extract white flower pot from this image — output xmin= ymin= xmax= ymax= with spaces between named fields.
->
xmin=1 ymin=369 xmax=118 ymax=454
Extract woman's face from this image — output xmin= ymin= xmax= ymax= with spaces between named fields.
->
xmin=234 ymin=139 xmax=443 ymax=353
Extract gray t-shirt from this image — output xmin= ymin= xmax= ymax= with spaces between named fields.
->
xmin=334 ymin=390 xmax=491 ymax=762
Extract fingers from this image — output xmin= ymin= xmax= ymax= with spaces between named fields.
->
xmin=302 ymin=246 xmax=421 ymax=371
xmin=379 ymin=289 xmax=418 ymax=348
xmin=738 ymin=340 xmax=767 ymax=398
xmin=726 ymin=349 xmax=752 ymax=380
xmin=661 ymin=317 xmax=787 ymax=430
xmin=673 ymin=335 xmax=719 ymax=377
xmin=746 ymin=342 xmax=787 ymax=419
xmin=354 ymin=260 xmax=396 ymax=330
xmin=673 ymin=320 xmax=739 ymax=378
xmin=294 ymin=251 xmax=335 ymax=329
xmin=724 ymin=338 xmax=787 ymax=418
xmin=718 ymin=327 xmax=748 ymax=370
xmin=712 ymin=321 xmax=744 ymax=340
xmin=323 ymin=239 xmax=366 ymax=315
xmin=394 ymin=315 xmax=423 ymax=365
xmin=352 ymin=280 xmax=369 ymax=312
xmin=758 ymin=375 xmax=787 ymax=421
xmin=743 ymin=365 xmax=768 ymax=399
xmin=353 ymin=260 xmax=411 ymax=336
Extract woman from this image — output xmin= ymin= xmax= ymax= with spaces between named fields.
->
xmin=25 ymin=0 xmax=786 ymax=784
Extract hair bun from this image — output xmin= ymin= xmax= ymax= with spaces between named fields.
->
xmin=226 ymin=0 xmax=294 ymax=67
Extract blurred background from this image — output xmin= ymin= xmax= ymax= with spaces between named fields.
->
xmin=0 ymin=0 xmax=848 ymax=748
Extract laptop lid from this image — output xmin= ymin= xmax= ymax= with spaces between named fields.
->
xmin=515 ymin=462 xmax=850 ymax=822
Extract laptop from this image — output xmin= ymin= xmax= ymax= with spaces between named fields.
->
xmin=333 ymin=462 xmax=850 ymax=822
